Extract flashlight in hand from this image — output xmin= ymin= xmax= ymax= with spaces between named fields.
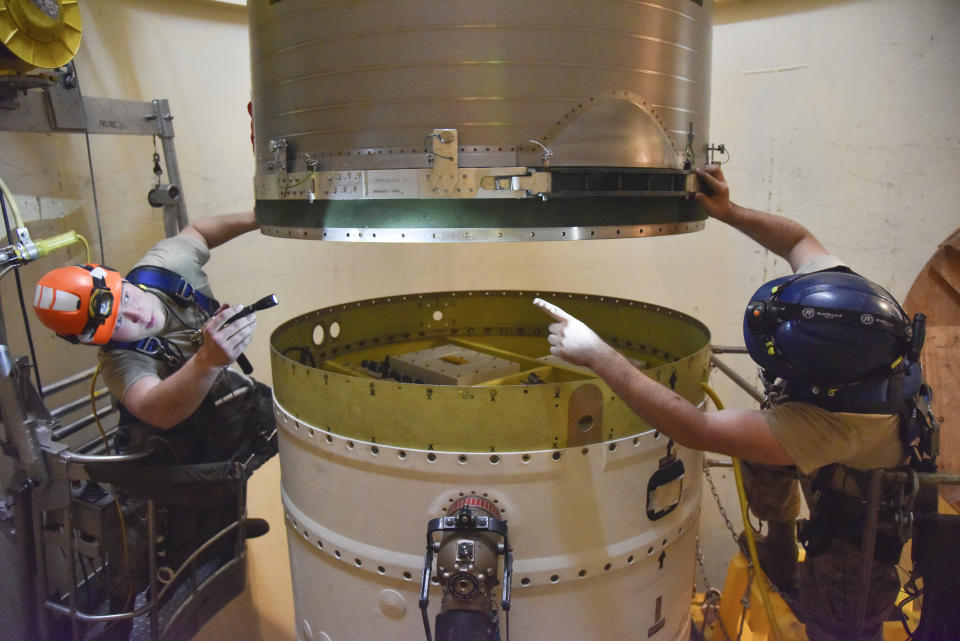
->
xmin=224 ymin=293 xmax=279 ymax=327
xmin=225 ymin=294 xmax=279 ymax=373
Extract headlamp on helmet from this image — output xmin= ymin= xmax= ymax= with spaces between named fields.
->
xmin=89 ymin=287 xmax=115 ymax=321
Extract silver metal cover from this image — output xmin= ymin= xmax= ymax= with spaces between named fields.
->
xmin=249 ymin=0 xmax=714 ymax=241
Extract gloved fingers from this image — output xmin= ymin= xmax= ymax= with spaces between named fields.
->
xmin=694 ymin=166 xmax=729 ymax=201
xmin=202 ymin=310 xmax=257 ymax=361
xmin=234 ymin=331 xmax=254 ymax=354
xmin=224 ymin=314 xmax=257 ymax=340
xmin=547 ymin=333 xmax=561 ymax=346
xmin=212 ymin=307 xmax=258 ymax=340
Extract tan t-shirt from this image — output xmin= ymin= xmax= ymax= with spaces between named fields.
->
xmin=98 ymin=234 xmax=216 ymax=403
xmin=795 ymin=254 xmax=847 ymax=275
xmin=763 ymin=402 xmax=907 ymax=475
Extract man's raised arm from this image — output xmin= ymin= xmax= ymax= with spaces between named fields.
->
xmin=695 ymin=165 xmax=828 ymax=272
xmin=181 ymin=211 xmax=259 ymax=249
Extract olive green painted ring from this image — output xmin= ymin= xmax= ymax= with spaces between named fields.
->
xmin=257 ymin=197 xmax=707 ymax=242
xmin=270 ymin=290 xmax=711 ymax=451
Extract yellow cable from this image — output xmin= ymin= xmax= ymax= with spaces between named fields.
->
xmin=701 ymin=382 xmax=785 ymax=641
xmin=91 ymin=362 xmax=112 ymax=455
xmin=34 ymin=231 xmax=91 ymax=263
xmin=0 ymin=174 xmax=25 ymax=228
xmin=0 ymin=172 xmax=91 ymax=263
xmin=76 ymin=233 xmax=91 ymax=264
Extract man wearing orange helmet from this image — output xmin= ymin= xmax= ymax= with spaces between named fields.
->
xmin=34 ymin=211 xmax=266 ymax=434
xmin=35 ymin=208 xmax=277 ymax=497
xmin=34 ymin=210 xmax=276 ymax=638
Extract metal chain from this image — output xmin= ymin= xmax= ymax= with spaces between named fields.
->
xmin=695 ymin=540 xmax=713 ymax=592
xmin=696 ymin=541 xmax=734 ymax=641
xmin=701 ymin=464 xmax=747 ymax=641
xmin=704 ymin=465 xmax=742 ymax=546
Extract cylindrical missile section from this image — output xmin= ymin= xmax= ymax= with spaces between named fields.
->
xmin=249 ymin=1 xmax=714 ymax=241
xmin=270 ymin=291 xmax=711 ymax=640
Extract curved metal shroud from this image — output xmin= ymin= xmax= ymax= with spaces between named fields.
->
xmin=270 ymin=289 xmax=711 ymax=451
xmin=249 ymin=0 xmax=714 ymax=241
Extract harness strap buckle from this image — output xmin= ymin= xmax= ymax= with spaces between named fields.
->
xmin=134 ymin=336 xmax=164 ymax=356
xmin=134 ymin=336 xmax=182 ymax=369
xmin=175 ymin=280 xmax=196 ymax=303
xmin=896 ymin=468 xmax=919 ymax=542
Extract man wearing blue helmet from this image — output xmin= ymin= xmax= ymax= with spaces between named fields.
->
xmin=534 ymin=165 xmax=936 ymax=641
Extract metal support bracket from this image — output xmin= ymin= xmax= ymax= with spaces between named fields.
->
xmin=0 ymin=77 xmax=190 ymax=236
xmin=425 ymin=129 xmax=461 ymax=196
xmin=150 ymin=99 xmax=188 ymax=235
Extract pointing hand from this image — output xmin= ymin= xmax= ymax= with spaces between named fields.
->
xmin=533 ymin=297 xmax=613 ymax=368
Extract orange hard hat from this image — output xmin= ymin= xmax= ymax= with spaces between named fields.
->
xmin=33 ymin=264 xmax=123 ymax=345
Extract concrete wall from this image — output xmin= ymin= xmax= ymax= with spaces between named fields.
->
xmin=1 ymin=0 xmax=957 ymax=638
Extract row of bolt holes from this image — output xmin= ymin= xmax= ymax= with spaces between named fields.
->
xmin=289 ymin=515 xmax=415 ymax=580
xmin=293 ymin=423 xmax=661 ymax=464
xmin=315 ymin=146 xmax=518 ymax=157
xmin=275 ymin=225 xmax=701 ymax=240
xmin=288 ymin=514 xmax=683 ymax=586
xmin=298 ymin=227 xmax=694 ymax=240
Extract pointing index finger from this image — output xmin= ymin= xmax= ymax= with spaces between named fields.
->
xmin=533 ymin=297 xmax=568 ymax=322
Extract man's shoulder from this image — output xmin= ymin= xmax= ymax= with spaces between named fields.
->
xmin=134 ymin=233 xmax=210 ymax=270
xmin=97 ymin=344 xmax=161 ymax=400
xmin=794 ymin=255 xmax=849 ymax=275
xmin=763 ymin=401 xmax=901 ymax=474
xmin=133 ymin=233 xmax=213 ymax=297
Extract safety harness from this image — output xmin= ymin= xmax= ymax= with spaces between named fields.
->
xmin=104 ymin=265 xmax=219 ymax=368
xmin=765 ymin=354 xmax=940 ymax=563
xmin=103 ymin=266 xmax=275 ymax=471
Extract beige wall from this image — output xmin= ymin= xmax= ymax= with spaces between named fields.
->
xmin=2 ymin=0 xmax=958 ymax=639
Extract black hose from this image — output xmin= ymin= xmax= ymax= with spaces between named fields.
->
xmin=0 ymin=190 xmax=43 ymax=396
xmin=71 ymin=61 xmax=106 ymax=265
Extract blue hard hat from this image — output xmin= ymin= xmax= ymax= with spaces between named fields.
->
xmin=743 ymin=269 xmax=912 ymax=387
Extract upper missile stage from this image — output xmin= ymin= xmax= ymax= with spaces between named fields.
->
xmin=249 ymin=0 xmax=715 ymax=242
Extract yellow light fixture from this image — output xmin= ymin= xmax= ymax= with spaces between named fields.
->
xmin=0 ymin=0 xmax=82 ymax=72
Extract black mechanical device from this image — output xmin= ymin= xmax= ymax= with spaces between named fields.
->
xmin=223 ymin=293 xmax=279 ymax=326
xmin=420 ymin=496 xmax=513 ymax=641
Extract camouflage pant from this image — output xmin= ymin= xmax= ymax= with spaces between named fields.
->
xmin=740 ymin=462 xmax=901 ymax=640
xmin=795 ymin=537 xmax=900 ymax=641
xmin=740 ymin=461 xmax=801 ymax=523
xmin=121 ymin=377 xmax=277 ymax=472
